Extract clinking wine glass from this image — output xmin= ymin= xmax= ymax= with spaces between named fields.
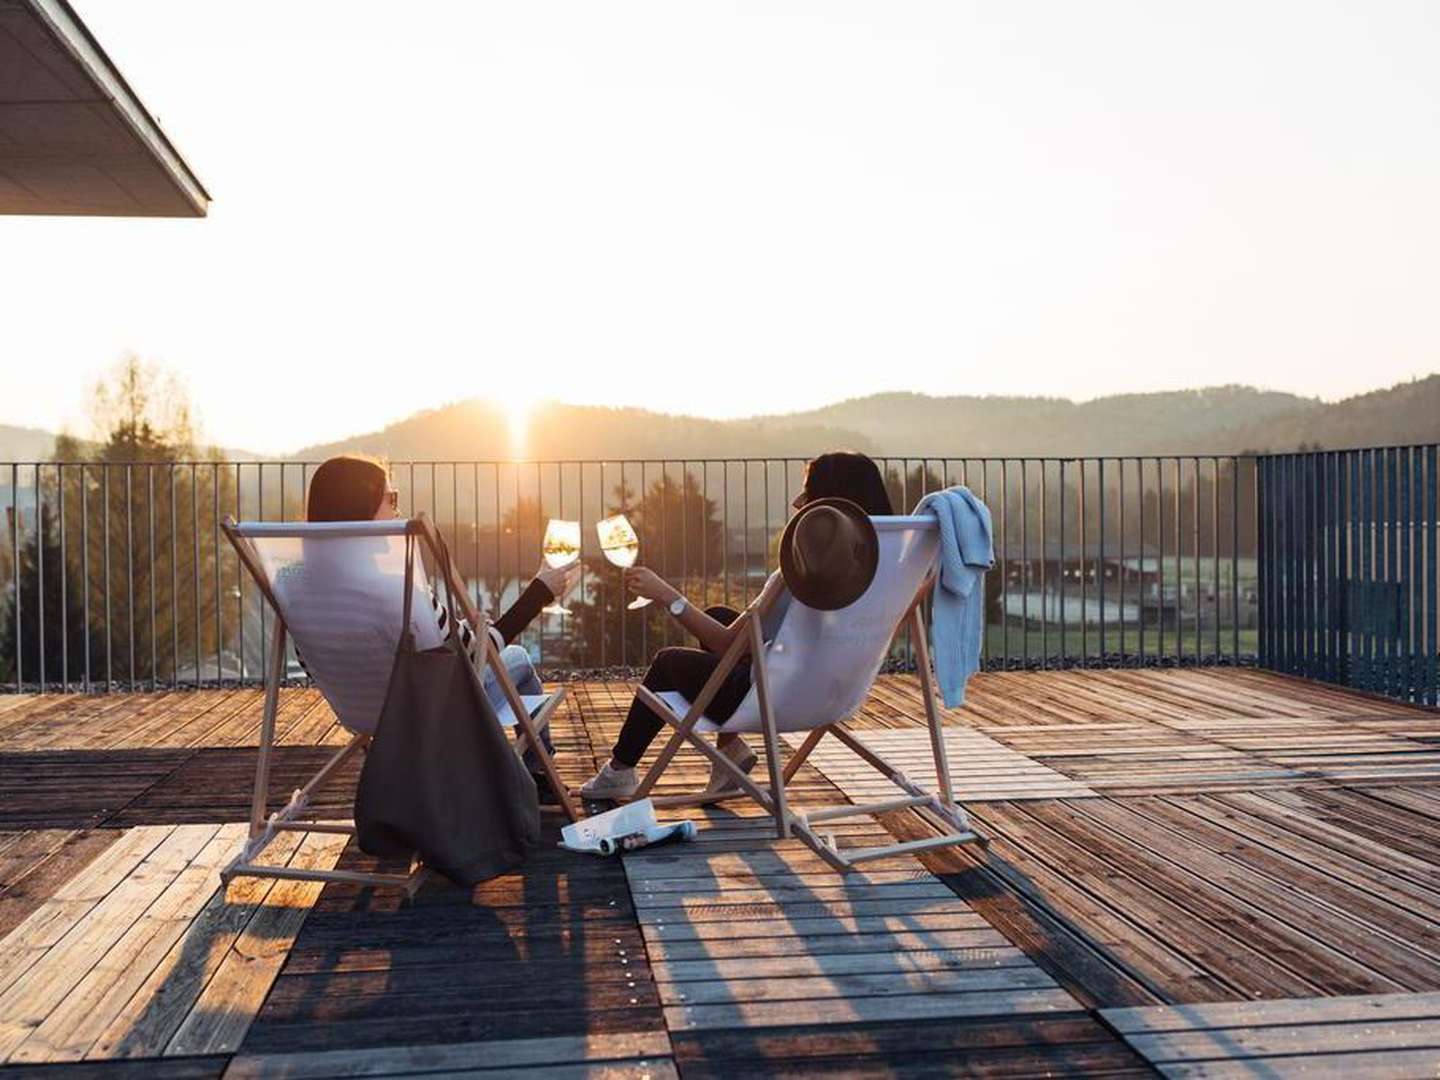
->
xmin=540 ymin=519 xmax=581 ymax=616
xmin=597 ymin=513 xmax=650 ymax=609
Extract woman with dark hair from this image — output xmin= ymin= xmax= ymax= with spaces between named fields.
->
xmin=303 ymin=455 xmax=579 ymax=797
xmin=580 ymin=451 xmax=893 ymax=800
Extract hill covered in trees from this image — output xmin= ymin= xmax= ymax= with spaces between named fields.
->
xmin=291 ymin=376 xmax=1438 ymax=462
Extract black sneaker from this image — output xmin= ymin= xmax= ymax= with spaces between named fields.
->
xmin=531 ymin=771 xmax=561 ymax=805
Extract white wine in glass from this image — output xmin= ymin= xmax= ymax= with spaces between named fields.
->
xmin=541 ymin=519 xmax=580 ymax=616
xmin=597 ymin=513 xmax=650 ymax=609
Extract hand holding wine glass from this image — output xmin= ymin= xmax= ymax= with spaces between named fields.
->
xmin=540 ymin=519 xmax=581 ymax=616
xmin=597 ymin=513 xmax=651 ymax=609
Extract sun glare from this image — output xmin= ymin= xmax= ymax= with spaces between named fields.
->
xmin=502 ymin=394 xmax=532 ymax=459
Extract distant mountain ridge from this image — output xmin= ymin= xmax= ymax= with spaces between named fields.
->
xmin=5 ymin=376 xmax=1435 ymax=463
xmin=290 ymin=377 xmax=1438 ymax=462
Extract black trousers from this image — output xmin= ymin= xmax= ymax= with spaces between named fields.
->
xmin=611 ymin=606 xmax=750 ymax=768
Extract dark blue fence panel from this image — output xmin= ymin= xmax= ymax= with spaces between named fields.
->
xmin=1257 ymin=444 xmax=1438 ymax=707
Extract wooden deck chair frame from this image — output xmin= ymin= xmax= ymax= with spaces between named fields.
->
xmin=218 ymin=513 xmax=577 ymax=896
xmin=628 ymin=567 xmax=987 ymax=873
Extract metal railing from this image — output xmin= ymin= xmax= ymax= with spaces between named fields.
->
xmin=2 ymin=455 xmax=1260 ymax=691
xmin=1258 ymin=445 xmax=1439 ymax=707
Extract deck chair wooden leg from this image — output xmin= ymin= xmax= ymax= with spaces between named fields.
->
xmin=249 ymin=624 xmax=287 ymax=839
xmin=911 ymin=609 xmax=965 ymax=822
xmin=634 ymin=686 xmax=786 ymax=819
xmin=749 ymin=617 xmax=790 ymax=839
xmin=781 ymin=726 xmax=828 ymax=784
xmin=484 ymin=636 xmax=578 ymax=822
xmin=632 ymin=614 xmax=755 ymax=800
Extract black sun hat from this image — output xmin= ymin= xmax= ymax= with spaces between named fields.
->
xmin=779 ymin=497 xmax=880 ymax=611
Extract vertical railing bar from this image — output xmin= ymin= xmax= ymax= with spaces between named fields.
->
xmin=981 ymin=459 xmax=990 ymax=666
xmin=1363 ymin=449 xmax=1375 ymax=689
xmin=1256 ymin=456 xmax=1267 ymax=669
xmin=1349 ymin=451 xmax=1360 ymax=688
xmin=1156 ymin=458 xmax=1165 ymax=662
xmin=169 ymin=466 xmax=177 ymax=688
xmin=10 ymin=463 xmax=18 ymax=688
xmin=722 ymin=461 xmax=730 ymax=612
xmin=1118 ymin=458 xmax=1125 ymax=663
xmin=103 ymin=464 xmax=113 ymax=689
xmin=1403 ymin=445 xmax=1414 ymax=700
xmin=743 ymin=460 xmax=750 ymax=610
xmin=1000 ymin=459 xmax=1009 ymax=666
xmin=1021 ymin=459 xmax=1029 ymax=668
xmin=1078 ymin=459 xmax=1086 ymax=663
xmin=1292 ymin=451 xmax=1301 ymax=675
xmin=1427 ymin=444 xmax=1437 ymax=708
xmin=82 ymin=463 xmax=91 ymax=692
xmin=1211 ymin=457 xmax=1220 ymax=662
xmin=762 ymin=458 xmax=770 ymax=578
xmin=701 ymin=461 xmax=708 ymax=613
xmin=1232 ymin=456 xmax=1240 ymax=663
xmin=1331 ymin=450 xmax=1342 ymax=682
xmin=1099 ymin=458 xmax=1106 ymax=663
xmin=59 ymin=464 xmax=68 ymax=692
xmin=234 ymin=464 xmax=242 ymax=683
xmin=1333 ymin=452 xmax=1344 ymax=684
xmin=1040 ymin=459 xmax=1048 ymax=667
xmin=36 ymin=466 xmax=45 ymax=689
xmin=125 ymin=465 xmax=134 ymax=688
xmin=213 ymin=463 xmax=221 ymax=683
xmin=148 ymin=466 xmax=156 ymax=690
xmin=1390 ymin=446 xmax=1401 ymax=697
xmin=257 ymin=464 xmax=266 ymax=688
xmin=1138 ymin=458 xmax=1146 ymax=662
xmin=192 ymin=465 xmax=201 ymax=688
xmin=1191 ymin=456 xmax=1200 ymax=665
xmin=1057 ymin=460 xmax=1065 ymax=666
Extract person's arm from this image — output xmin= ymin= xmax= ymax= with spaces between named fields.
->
xmin=492 ymin=561 xmax=581 ymax=644
xmin=624 ymin=566 xmax=785 ymax=654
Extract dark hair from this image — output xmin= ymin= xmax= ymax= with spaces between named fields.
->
xmin=306 ymin=455 xmax=389 ymax=522
xmin=802 ymin=451 xmax=893 ymax=515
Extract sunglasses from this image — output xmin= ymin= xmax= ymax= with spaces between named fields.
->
xmin=383 ymin=489 xmax=400 ymax=513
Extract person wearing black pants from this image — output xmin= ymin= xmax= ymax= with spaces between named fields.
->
xmin=606 ymin=605 xmax=750 ymax=768
xmin=578 ymin=450 xmax=897 ymax=803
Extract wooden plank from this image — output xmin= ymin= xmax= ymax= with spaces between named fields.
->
xmin=164 ymin=829 xmax=352 ymax=1056
xmin=88 ymin=832 xmax=306 ymax=1060
xmin=0 ymin=824 xmax=217 ymax=1062
xmin=1159 ymin=1048 xmax=1440 ymax=1079
xmin=0 ymin=825 xmax=172 ymax=998
xmin=655 ymin=965 xmax=1059 ymax=1005
xmin=650 ymin=946 xmax=1033 ymax=984
xmin=226 ymin=1032 xmax=674 ymax=1078
xmin=645 ymin=927 xmax=1014 ymax=964
xmin=1104 ymin=992 xmax=1440 ymax=1033
xmin=1127 ymin=1017 xmax=1440 ymax=1060
xmin=665 ymin=986 xmax=1078 ymax=1030
xmin=9 ymin=824 xmax=247 ymax=1062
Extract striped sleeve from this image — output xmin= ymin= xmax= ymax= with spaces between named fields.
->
xmin=430 ymin=584 xmax=482 ymax=668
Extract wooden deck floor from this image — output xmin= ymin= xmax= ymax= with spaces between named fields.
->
xmin=0 ymin=669 xmax=1438 ymax=1077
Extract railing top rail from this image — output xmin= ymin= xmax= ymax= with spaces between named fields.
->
xmin=8 ymin=453 xmax=1272 ymax=468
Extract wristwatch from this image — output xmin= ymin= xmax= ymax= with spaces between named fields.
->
xmin=668 ymin=595 xmax=688 ymax=618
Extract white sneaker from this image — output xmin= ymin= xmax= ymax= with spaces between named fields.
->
xmin=580 ymin=761 xmax=639 ymax=800
xmin=705 ymin=739 xmax=758 ymax=796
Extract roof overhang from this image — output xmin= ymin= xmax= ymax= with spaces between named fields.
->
xmin=0 ymin=0 xmax=209 ymax=216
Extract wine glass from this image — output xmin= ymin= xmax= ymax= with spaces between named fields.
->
xmin=597 ymin=513 xmax=650 ymax=609
xmin=540 ymin=519 xmax=580 ymax=616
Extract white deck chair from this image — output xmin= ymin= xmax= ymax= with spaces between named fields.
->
xmin=629 ymin=515 xmax=987 ymax=872
xmin=220 ymin=513 xmax=575 ymax=895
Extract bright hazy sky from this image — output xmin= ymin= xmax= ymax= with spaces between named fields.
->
xmin=2 ymin=1 xmax=1438 ymax=454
